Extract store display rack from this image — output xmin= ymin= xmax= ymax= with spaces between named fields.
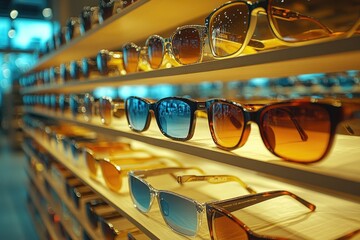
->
xmin=21 ymin=0 xmax=360 ymax=239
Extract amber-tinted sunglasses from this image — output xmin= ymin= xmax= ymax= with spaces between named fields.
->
xmin=122 ymin=25 xmax=207 ymax=73
xmin=206 ymin=190 xmax=316 ymax=240
xmin=206 ymin=98 xmax=360 ymax=163
xmin=205 ymin=0 xmax=360 ymax=58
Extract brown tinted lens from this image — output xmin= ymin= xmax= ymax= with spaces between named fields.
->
xmin=172 ymin=27 xmax=201 ymax=65
xmin=85 ymin=151 xmax=98 ymax=176
xmin=99 ymin=161 xmax=122 ymax=191
xmin=100 ymin=98 xmax=112 ymax=125
xmin=212 ymin=210 xmax=248 ymax=240
xmin=147 ymin=36 xmax=164 ymax=69
xmin=269 ymin=0 xmax=359 ymax=42
xmin=209 ymin=102 xmax=245 ymax=148
xmin=261 ymin=103 xmax=331 ymax=162
xmin=123 ymin=44 xmax=139 ymax=73
xmin=209 ymin=2 xmax=250 ymax=57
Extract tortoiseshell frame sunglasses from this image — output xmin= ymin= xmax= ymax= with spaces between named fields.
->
xmin=206 ymin=98 xmax=360 ymax=163
xmin=206 ymin=190 xmax=316 ymax=240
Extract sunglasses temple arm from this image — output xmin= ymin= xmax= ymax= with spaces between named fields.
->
xmin=132 ymin=167 xmax=205 ymax=178
xmin=270 ymin=6 xmax=332 ymax=34
xmin=214 ymin=190 xmax=316 ymax=213
xmin=177 ymin=175 xmax=256 ymax=194
xmin=334 ymin=228 xmax=360 ymax=240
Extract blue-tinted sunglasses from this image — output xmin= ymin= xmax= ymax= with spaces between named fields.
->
xmin=125 ymin=96 xmax=207 ymax=141
xmin=128 ymin=167 xmax=255 ymax=237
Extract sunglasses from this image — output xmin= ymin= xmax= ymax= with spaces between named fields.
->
xmin=83 ymin=93 xmax=99 ymax=122
xmin=98 ymin=0 xmax=135 ymax=24
xmin=128 ymin=167 xmax=255 ymax=237
xmin=205 ymin=98 xmax=360 ymax=163
xmin=125 ymin=96 xmax=207 ymax=141
xmin=206 ymin=190 xmax=316 ymax=240
xmin=82 ymin=57 xmax=101 ymax=79
xmin=99 ymin=97 xmax=125 ymax=125
xmin=99 ymin=214 xmax=138 ymax=240
xmin=97 ymin=49 xmax=127 ymax=76
xmin=122 ymin=25 xmax=208 ymax=73
xmin=79 ymin=6 xmax=99 ymax=35
xmin=85 ymin=198 xmax=121 ymax=229
xmin=205 ymin=0 xmax=360 ymax=58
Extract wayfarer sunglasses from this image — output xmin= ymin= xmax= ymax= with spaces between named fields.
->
xmin=206 ymin=98 xmax=360 ymax=163
xmin=205 ymin=0 xmax=360 ymax=58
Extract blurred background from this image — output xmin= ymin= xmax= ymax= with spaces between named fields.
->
xmin=0 ymin=0 xmax=96 ymax=144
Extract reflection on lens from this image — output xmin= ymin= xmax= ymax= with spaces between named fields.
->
xmin=123 ymin=44 xmax=140 ymax=73
xmin=147 ymin=36 xmax=164 ymax=69
xmin=156 ymin=99 xmax=191 ymax=139
xmin=126 ymin=97 xmax=149 ymax=131
xmin=261 ymin=103 xmax=331 ymax=162
xmin=99 ymin=98 xmax=112 ymax=125
xmin=85 ymin=151 xmax=98 ymax=176
xmin=212 ymin=210 xmax=248 ymax=240
xmin=172 ymin=27 xmax=201 ymax=65
xmin=269 ymin=0 xmax=359 ymax=42
xmin=129 ymin=175 xmax=151 ymax=212
xmin=159 ymin=192 xmax=198 ymax=236
xmin=209 ymin=2 xmax=250 ymax=57
xmin=209 ymin=102 xmax=245 ymax=148
xmin=99 ymin=161 xmax=122 ymax=191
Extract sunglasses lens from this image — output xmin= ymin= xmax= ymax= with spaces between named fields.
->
xmin=158 ymin=192 xmax=198 ymax=236
xmin=156 ymin=99 xmax=191 ymax=139
xmin=99 ymin=161 xmax=122 ymax=191
xmin=84 ymin=96 xmax=92 ymax=119
xmin=69 ymin=95 xmax=78 ymax=117
xmin=100 ymin=218 xmax=116 ymax=240
xmin=99 ymin=98 xmax=112 ymax=125
xmin=261 ymin=103 xmax=331 ymax=162
xmin=208 ymin=2 xmax=250 ymax=57
xmin=129 ymin=175 xmax=151 ymax=212
xmin=172 ymin=27 xmax=201 ymax=65
xmin=147 ymin=36 xmax=164 ymax=69
xmin=212 ymin=210 xmax=248 ymax=240
xmin=85 ymin=151 xmax=98 ymax=176
xmin=85 ymin=203 xmax=98 ymax=228
xmin=208 ymin=102 xmax=245 ymax=148
xmin=269 ymin=0 xmax=359 ymax=42
xmin=126 ymin=97 xmax=149 ymax=131
xmin=123 ymin=44 xmax=139 ymax=73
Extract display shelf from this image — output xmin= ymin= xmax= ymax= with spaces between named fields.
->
xmin=23 ymin=143 xmax=102 ymax=240
xmin=22 ymin=125 xmax=360 ymax=240
xmin=26 ymin=171 xmax=80 ymax=240
xmin=21 ymin=36 xmax=360 ymax=94
xmin=31 ymin=0 xmax=226 ymax=72
xmin=24 ymin=108 xmax=360 ymax=197
xmin=27 ymin=187 xmax=60 ymax=240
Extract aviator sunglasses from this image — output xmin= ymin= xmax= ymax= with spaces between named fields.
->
xmin=205 ymin=0 xmax=360 ymax=58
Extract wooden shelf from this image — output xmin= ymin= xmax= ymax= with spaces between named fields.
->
xmin=26 ymin=170 xmax=80 ymax=240
xmin=24 ymin=147 xmax=97 ymax=240
xmin=23 ymin=109 xmax=360 ymax=197
xmin=23 ymin=124 xmax=360 ymax=240
xmin=30 ymin=0 xmax=226 ymax=72
xmin=22 ymin=36 xmax=360 ymax=94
